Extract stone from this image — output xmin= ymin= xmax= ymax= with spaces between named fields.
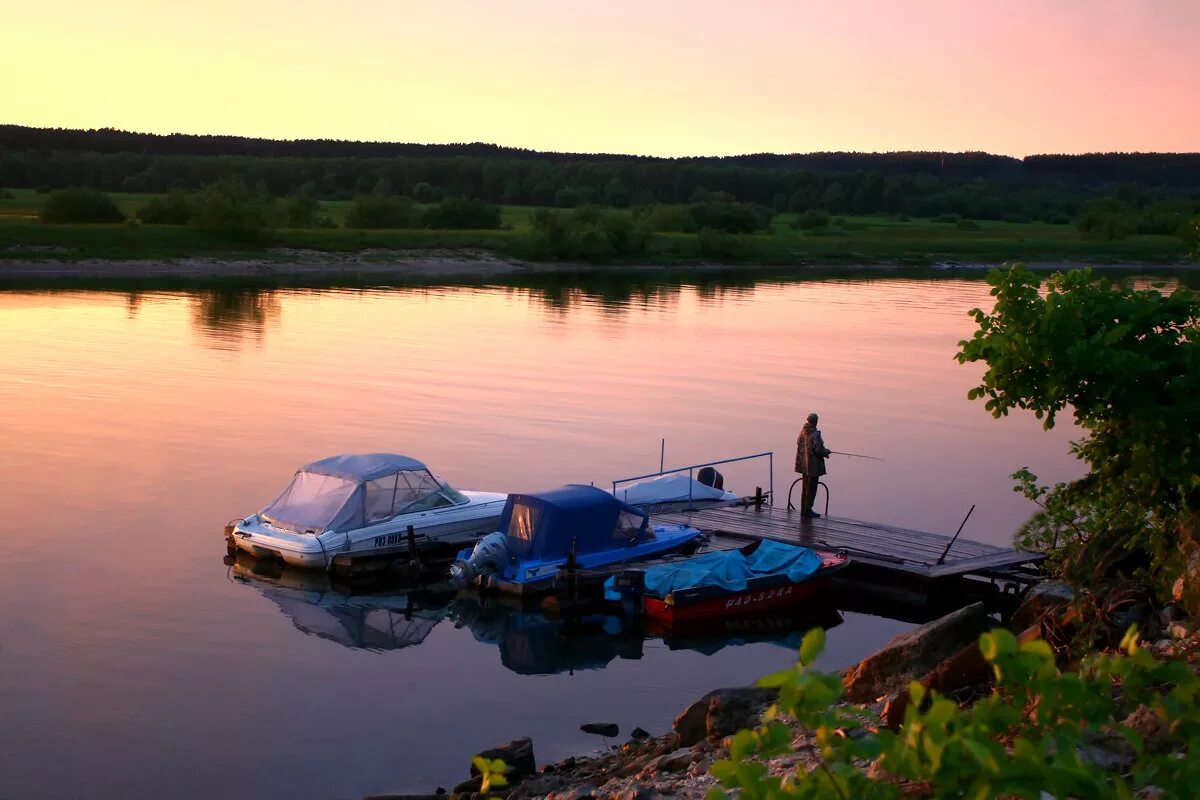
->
xmin=1168 ymin=622 xmax=1190 ymax=640
xmin=654 ymin=747 xmax=700 ymax=773
xmin=611 ymin=788 xmax=662 ymax=800
xmin=508 ymin=775 xmax=563 ymax=799
xmin=673 ymin=687 xmax=777 ymax=746
xmin=472 ymin=737 xmax=537 ymax=781
xmin=630 ymin=727 xmax=651 ymax=741
xmin=452 ymin=777 xmax=482 ymax=795
xmin=843 ymin=602 xmax=991 ymax=704
xmin=1010 ymin=581 xmax=1074 ymax=632
xmin=580 ymin=723 xmax=619 ymax=737
xmin=548 ymin=785 xmax=599 ymax=800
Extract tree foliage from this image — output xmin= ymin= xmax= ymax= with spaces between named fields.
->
xmin=956 ymin=266 xmax=1200 ymax=601
xmin=189 ymin=178 xmax=268 ymax=240
xmin=711 ymin=627 xmax=1200 ymax=800
xmin=38 ymin=187 xmax=124 ymax=224
xmin=343 ymin=193 xmax=420 ymax=229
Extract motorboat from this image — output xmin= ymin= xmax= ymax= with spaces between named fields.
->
xmin=608 ymin=539 xmax=848 ymax=626
xmin=451 ymin=484 xmax=702 ymax=595
xmin=227 ymin=453 xmax=507 ymax=569
xmin=614 ymin=472 xmax=739 ymax=512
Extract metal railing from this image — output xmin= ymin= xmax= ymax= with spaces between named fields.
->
xmin=611 ymin=451 xmax=774 ymax=510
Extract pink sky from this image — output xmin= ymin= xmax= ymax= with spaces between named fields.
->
xmin=2 ymin=0 xmax=1197 ymax=156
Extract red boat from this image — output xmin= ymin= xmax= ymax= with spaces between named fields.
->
xmin=624 ymin=541 xmax=848 ymax=625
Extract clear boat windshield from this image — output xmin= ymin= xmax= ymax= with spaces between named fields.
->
xmin=261 ymin=472 xmax=359 ymax=534
xmin=262 ymin=467 xmax=470 ymax=533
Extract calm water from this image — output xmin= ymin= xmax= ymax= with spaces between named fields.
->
xmin=0 ymin=275 xmax=1084 ymax=799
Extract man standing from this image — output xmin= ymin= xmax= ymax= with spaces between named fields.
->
xmin=795 ymin=412 xmax=831 ymax=518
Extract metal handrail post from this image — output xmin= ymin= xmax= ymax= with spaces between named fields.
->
xmin=687 ymin=467 xmax=694 ymax=510
xmin=768 ymin=452 xmax=774 ymax=506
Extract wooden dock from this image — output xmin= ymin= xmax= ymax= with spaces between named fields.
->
xmin=653 ymin=504 xmax=1045 ymax=589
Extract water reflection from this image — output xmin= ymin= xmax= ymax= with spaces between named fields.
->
xmin=230 ymin=554 xmax=845 ymax=676
xmin=190 ymin=288 xmax=282 ymax=348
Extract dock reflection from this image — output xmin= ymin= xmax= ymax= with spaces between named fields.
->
xmin=228 ymin=553 xmax=844 ymax=673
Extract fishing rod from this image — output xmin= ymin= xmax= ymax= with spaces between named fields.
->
xmin=829 ymin=450 xmax=884 ymax=461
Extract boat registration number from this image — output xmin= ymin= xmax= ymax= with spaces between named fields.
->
xmin=373 ymin=532 xmax=410 ymax=549
xmin=724 ymin=585 xmax=794 ymax=609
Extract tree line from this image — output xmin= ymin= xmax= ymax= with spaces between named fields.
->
xmin=3 ymin=126 xmax=1199 ymax=224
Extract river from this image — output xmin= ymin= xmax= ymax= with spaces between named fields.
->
xmin=0 ymin=273 xmax=1085 ymax=799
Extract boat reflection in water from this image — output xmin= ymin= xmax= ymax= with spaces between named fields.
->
xmin=228 ymin=552 xmax=455 ymax=652
xmin=231 ymin=551 xmax=844 ymax=671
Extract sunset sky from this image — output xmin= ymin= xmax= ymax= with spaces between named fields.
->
xmin=3 ymin=0 xmax=1197 ymax=157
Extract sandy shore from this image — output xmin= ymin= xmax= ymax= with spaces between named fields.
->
xmin=0 ymin=248 xmax=1192 ymax=283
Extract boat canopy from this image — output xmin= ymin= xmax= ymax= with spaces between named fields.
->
xmin=260 ymin=453 xmax=455 ymax=534
xmin=499 ymin=484 xmax=651 ymax=561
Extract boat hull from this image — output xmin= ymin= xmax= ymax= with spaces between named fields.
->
xmin=642 ymin=551 xmax=848 ymax=625
xmin=230 ymin=491 xmax=507 ymax=569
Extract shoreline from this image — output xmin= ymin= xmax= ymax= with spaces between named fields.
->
xmin=1 ymin=248 xmax=1196 ymax=287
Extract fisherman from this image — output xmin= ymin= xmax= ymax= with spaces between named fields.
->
xmin=795 ymin=412 xmax=832 ymax=519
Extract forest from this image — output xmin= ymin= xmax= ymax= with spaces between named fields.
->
xmin=3 ymin=125 xmax=1200 ymax=225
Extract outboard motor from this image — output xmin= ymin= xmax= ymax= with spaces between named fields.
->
xmin=450 ymin=531 xmax=510 ymax=586
xmin=697 ymin=466 xmax=724 ymax=490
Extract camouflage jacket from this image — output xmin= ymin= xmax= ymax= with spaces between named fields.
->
xmin=795 ymin=426 xmax=830 ymax=476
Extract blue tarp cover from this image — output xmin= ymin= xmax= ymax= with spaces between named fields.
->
xmin=631 ymin=540 xmax=823 ymax=598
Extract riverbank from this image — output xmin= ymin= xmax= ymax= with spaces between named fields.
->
xmin=1 ymin=246 xmax=1196 ymax=288
xmin=404 ymin=589 xmax=1200 ymax=800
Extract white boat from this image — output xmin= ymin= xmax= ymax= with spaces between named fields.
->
xmin=615 ymin=472 xmax=739 ymax=510
xmin=228 ymin=453 xmax=507 ymax=569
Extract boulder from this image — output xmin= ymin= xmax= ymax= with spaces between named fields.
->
xmin=843 ymin=602 xmax=991 ymax=704
xmin=471 ymin=737 xmax=536 ymax=781
xmin=547 ymin=785 xmax=599 ymax=800
xmin=672 ymin=687 xmax=777 ymax=746
xmin=580 ymin=723 xmax=619 ymax=737
xmin=630 ymin=727 xmax=651 ymax=741
xmin=1010 ymin=581 xmax=1073 ymax=632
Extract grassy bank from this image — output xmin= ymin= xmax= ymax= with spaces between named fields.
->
xmin=0 ymin=188 xmax=1189 ymax=267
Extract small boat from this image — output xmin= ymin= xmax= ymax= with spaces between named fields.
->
xmin=227 ymin=453 xmax=507 ymax=569
xmin=614 ymin=471 xmax=740 ymax=513
xmin=608 ymin=539 xmax=848 ymax=626
xmin=452 ymin=484 xmax=702 ymax=596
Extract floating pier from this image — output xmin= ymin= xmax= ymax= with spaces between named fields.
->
xmin=652 ymin=503 xmax=1045 ymax=612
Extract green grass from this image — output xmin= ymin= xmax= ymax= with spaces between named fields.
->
xmin=0 ymin=188 xmax=1189 ymax=267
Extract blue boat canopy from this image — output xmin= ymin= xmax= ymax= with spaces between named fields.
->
xmin=301 ymin=453 xmax=427 ymax=482
xmin=499 ymin=485 xmax=652 ymax=561
xmin=260 ymin=453 xmax=449 ymax=534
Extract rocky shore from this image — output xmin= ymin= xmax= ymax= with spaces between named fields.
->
xmin=364 ymin=576 xmax=1200 ymax=800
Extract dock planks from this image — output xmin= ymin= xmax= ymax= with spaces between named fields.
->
xmin=653 ymin=504 xmax=1044 ymax=582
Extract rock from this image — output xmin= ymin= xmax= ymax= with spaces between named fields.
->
xmin=630 ymin=727 xmax=651 ymax=741
xmin=508 ymin=775 xmax=563 ymax=799
xmin=653 ymin=747 xmax=700 ymax=773
xmin=1010 ymin=581 xmax=1074 ymax=632
xmin=472 ymin=737 xmax=537 ymax=781
xmin=673 ymin=687 xmax=777 ymax=746
xmin=452 ymin=777 xmax=482 ymax=795
xmin=611 ymin=788 xmax=663 ymax=800
xmin=364 ymin=795 xmax=448 ymax=800
xmin=547 ymin=785 xmax=599 ymax=800
xmin=1160 ymin=605 xmax=1185 ymax=626
xmin=843 ymin=602 xmax=991 ymax=704
xmin=1168 ymin=622 xmax=1190 ymax=640
xmin=580 ymin=723 xmax=619 ymax=737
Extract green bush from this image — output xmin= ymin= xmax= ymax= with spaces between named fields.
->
xmin=526 ymin=207 xmax=651 ymax=260
xmin=931 ymin=212 xmax=962 ymax=224
xmin=632 ymin=204 xmax=691 ymax=232
xmin=712 ymin=626 xmax=1200 ymax=800
xmin=1003 ymin=212 xmax=1031 ymax=223
xmin=190 ymin=178 xmax=268 ymax=240
xmin=794 ymin=210 xmax=830 ymax=230
xmin=696 ymin=227 xmax=743 ymax=258
xmin=411 ymin=182 xmax=442 ymax=203
xmin=138 ymin=190 xmax=195 ymax=224
xmin=39 ymin=187 xmax=124 ymax=224
xmin=956 ymin=218 xmax=981 ymax=231
xmin=1075 ymin=198 xmax=1136 ymax=241
xmin=423 ymin=197 xmax=502 ymax=230
xmin=344 ymin=194 xmax=420 ymax=229
xmin=277 ymin=194 xmax=332 ymax=229
xmin=687 ymin=199 xmax=772 ymax=233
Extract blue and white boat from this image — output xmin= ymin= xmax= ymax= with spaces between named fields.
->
xmin=451 ymin=484 xmax=702 ymax=595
